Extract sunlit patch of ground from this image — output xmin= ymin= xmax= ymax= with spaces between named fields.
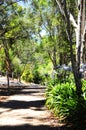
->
xmin=0 ymin=85 xmax=63 ymax=128
xmin=0 ymin=77 xmax=64 ymax=129
xmin=0 ymin=108 xmax=51 ymax=126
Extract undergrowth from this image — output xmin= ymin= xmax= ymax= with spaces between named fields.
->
xmin=46 ymin=78 xmax=86 ymax=125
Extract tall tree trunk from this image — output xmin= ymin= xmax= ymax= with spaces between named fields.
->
xmin=56 ymin=0 xmax=83 ymax=97
xmin=2 ymin=40 xmax=13 ymax=94
xmin=65 ymin=0 xmax=82 ymax=97
xmin=53 ymin=45 xmax=57 ymax=70
xmin=76 ymin=0 xmax=85 ymax=67
xmin=3 ymin=41 xmax=12 ymax=76
xmin=80 ymin=0 xmax=85 ymax=64
xmin=48 ymin=46 xmax=57 ymax=71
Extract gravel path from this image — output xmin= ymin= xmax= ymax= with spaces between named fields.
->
xmin=0 ymin=77 xmax=65 ymax=130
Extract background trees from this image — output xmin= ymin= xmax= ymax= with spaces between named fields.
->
xmin=0 ymin=0 xmax=72 ymax=77
xmin=0 ymin=1 xmax=25 ymax=75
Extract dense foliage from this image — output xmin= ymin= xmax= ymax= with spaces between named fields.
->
xmin=46 ymin=78 xmax=86 ymax=123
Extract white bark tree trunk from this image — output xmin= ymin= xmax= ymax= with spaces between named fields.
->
xmin=76 ymin=0 xmax=85 ymax=66
xmin=56 ymin=0 xmax=86 ymax=97
xmin=81 ymin=0 xmax=85 ymax=64
xmin=76 ymin=0 xmax=83 ymax=71
xmin=56 ymin=0 xmax=86 ymax=66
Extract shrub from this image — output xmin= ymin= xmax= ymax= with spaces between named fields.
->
xmin=21 ymin=64 xmax=45 ymax=84
xmin=32 ymin=70 xmax=44 ymax=84
xmin=21 ymin=64 xmax=33 ymax=82
xmin=46 ymin=81 xmax=86 ymax=122
xmin=22 ymin=70 xmax=33 ymax=82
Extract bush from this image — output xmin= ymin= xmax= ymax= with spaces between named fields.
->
xmin=21 ymin=64 xmax=45 ymax=84
xmin=46 ymin=81 xmax=86 ymax=122
xmin=22 ymin=70 xmax=33 ymax=82
xmin=46 ymin=82 xmax=76 ymax=119
xmin=21 ymin=64 xmax=33 ymax=82
xmin=32 ymin=70 xmax=44 ymax=84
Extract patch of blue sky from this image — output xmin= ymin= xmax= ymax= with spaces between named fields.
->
xmin=17 ymin=1 xmax=28 ymax=8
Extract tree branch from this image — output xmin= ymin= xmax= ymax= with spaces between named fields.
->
xmin=0 ymin=0 xmax=24 ymax=11
xmin=55 ymin=0 xmax=77 ymax=29
xmin=82 ymin=24 xmax=86 ymax=42
xmin=55 ymin=0 xmax=66 ymax=18
xmin=70 ymin=13 xmax=78 ymax=28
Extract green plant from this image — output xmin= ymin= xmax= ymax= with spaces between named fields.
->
xmin=21 ymin=64 xmax=33 ymax=82
xmin=32 ymin=70 xmax=43 ymax=84
xmin=82 ymin=79 xmax=86 ymax=100
xmin=46 ymin=81 xmax=86 ymax=122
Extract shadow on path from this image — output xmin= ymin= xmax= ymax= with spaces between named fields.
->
xmin=0 ymin=84 xmax=86 ymax=130
xmin=0 ymin=85 xmax=46 ymax=96
xmin=0 ymin=124 xmax=85 ymax=130
xmin=0 ymin=124 xmax=70 ymax=130
xmin=0 ymin=99 xmax=45 ymax=109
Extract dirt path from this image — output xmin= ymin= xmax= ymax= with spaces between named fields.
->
xmin=0 ymin=81 xmax=66 ymax=130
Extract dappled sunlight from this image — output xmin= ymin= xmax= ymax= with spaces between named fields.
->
xmin=0 ymin=108 xmax=10 ymax=114
xmin=0 ymin=84 xmax=51 ymax=127
xmin=0 ymin=107 xmax=51 ymax=126
xmin=0 ymin=102 xmax=53 ymax=128
xmin=8 ymin=95 xmax=45 ymax=102
xmin=0 ymin=80 xmax=83 ymax=129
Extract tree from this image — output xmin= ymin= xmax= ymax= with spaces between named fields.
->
xmin=30 ymin=0 xmax=71 ymax=70
xmin=0 ymin=0 xmax=27 ymax=74
xmin=0 ymin=0 xmax=27 ymax=93
xmin=55 ymin=0 xmax=86 ymax=97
